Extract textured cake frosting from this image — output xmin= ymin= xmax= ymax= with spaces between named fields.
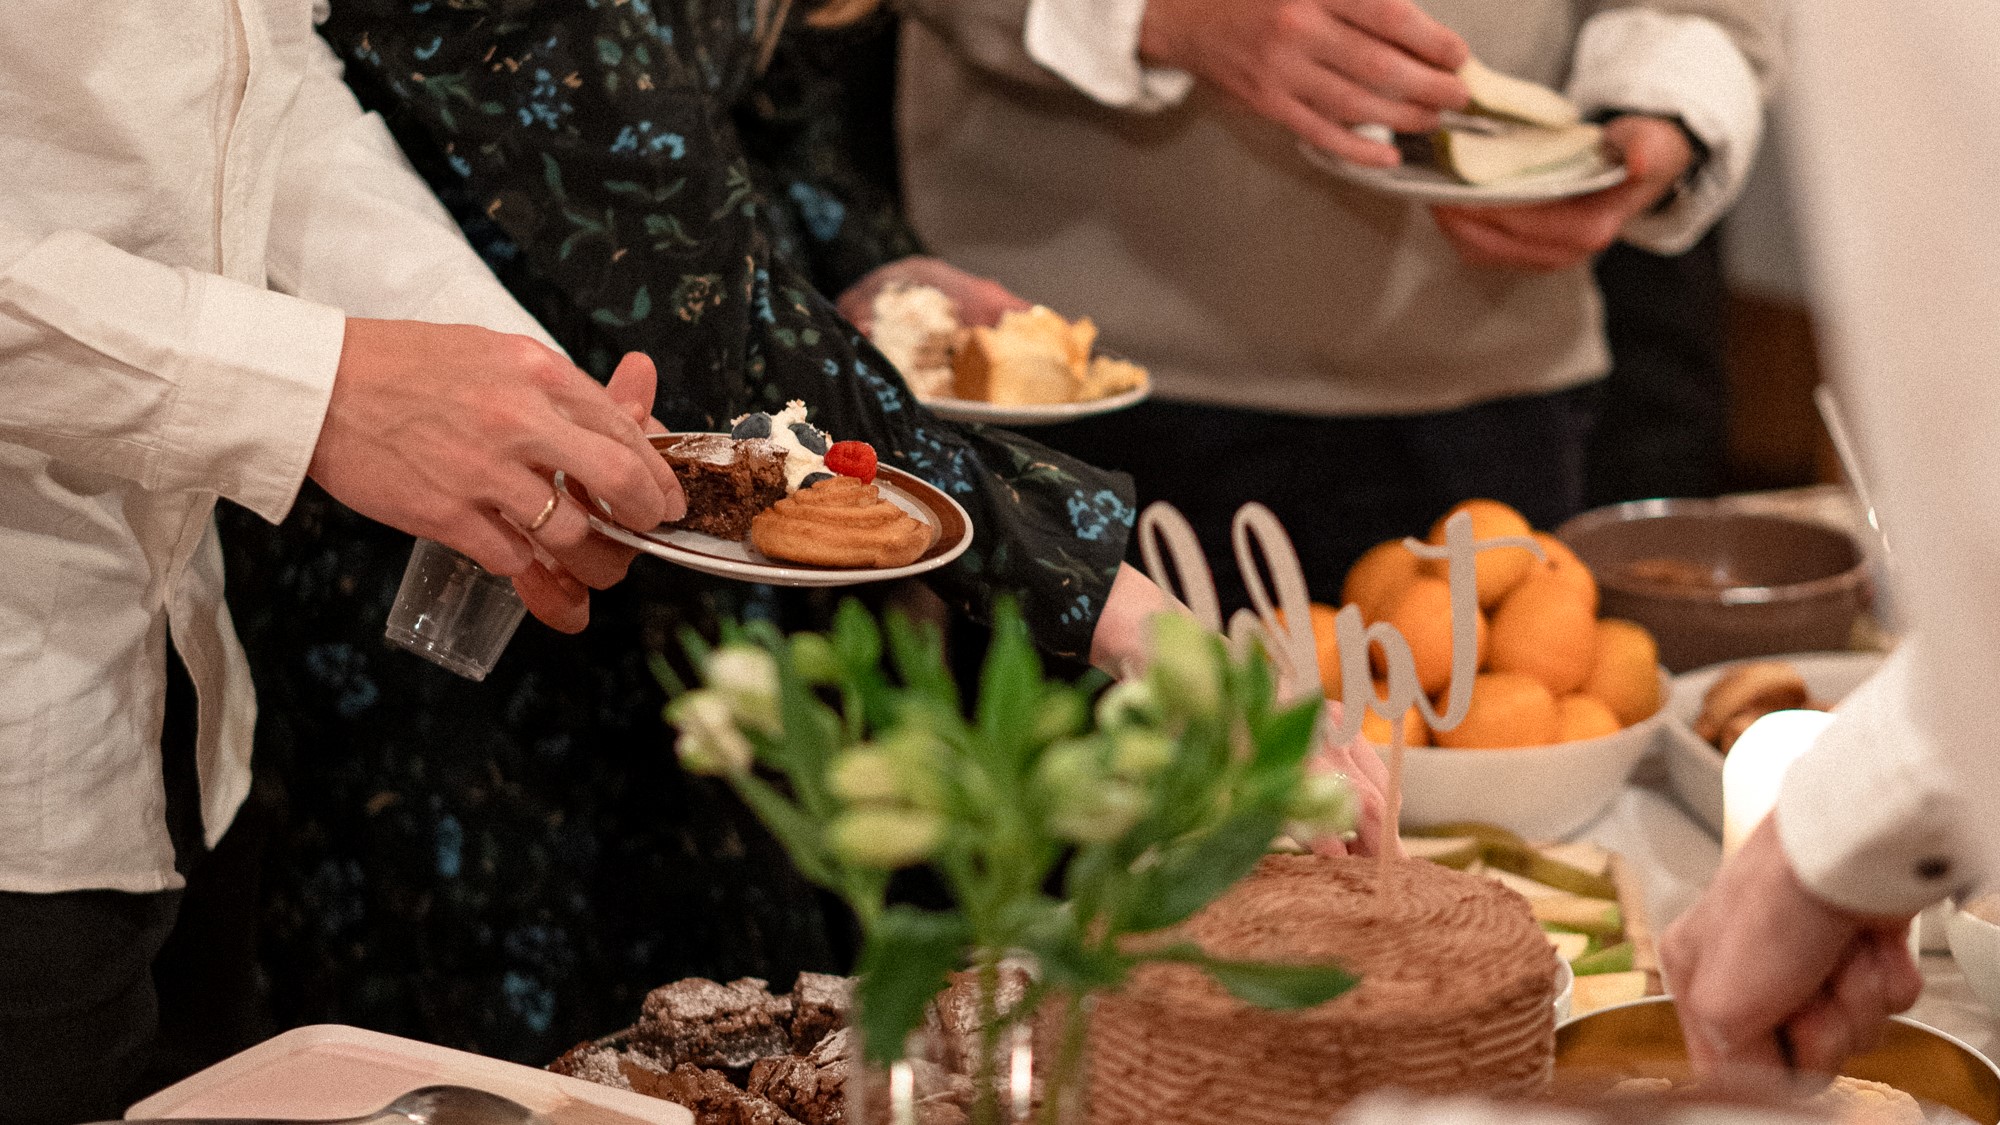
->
xmin=1088 ymin=854 xmax=1557 ymax=1125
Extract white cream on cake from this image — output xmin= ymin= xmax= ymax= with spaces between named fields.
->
xmin=869 ymin=282 xmax=959 ymax=398
xmin=728 ymin=399 xmax=829 ymax=492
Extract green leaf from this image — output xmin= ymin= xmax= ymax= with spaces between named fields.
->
xmin=1243 ymin=696 xmax=1323 ymax=800
xmin=1152 ymin=944 xmax=1357 ymax=1010
xmin=730 ymin=771 xmax=835 ymax=888
xmin=885 ymin=611 xmax=957 ymax=712
xmin=976 ymin=600 xmax=1041 ymax=772
xmin=1119 ymin=809 xmax=1282 ymax=933
xmin=854 ymin=908 xmax=971 ymax=1064
xmin=646 ymin=651 xmax=687 ymax=697
xmin=832 ymin=598 xmax=883 ymax=676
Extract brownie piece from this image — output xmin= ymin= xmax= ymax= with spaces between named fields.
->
xmin=661 ymin=434 xmax=786 ymax=540
xmin=657 ymin=1062 xmax=804 ymax=1125
xmin=787 ymin=972 xmax=855 ymax=1052
xmin=634 ymin=976 xmax=796 ymax=1069
xmin=549 ymin=1038 xmax=636 ymax=1090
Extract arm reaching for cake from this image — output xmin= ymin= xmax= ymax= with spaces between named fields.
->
xmin=1088 ymin=564 xmax=1399 ymax=858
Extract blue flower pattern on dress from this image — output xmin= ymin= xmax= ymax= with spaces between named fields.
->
xmin=1066 ymin=488 xmax=1136 ymax=543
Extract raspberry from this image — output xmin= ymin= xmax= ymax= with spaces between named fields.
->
xmin=824 ymin=441 xmax=878 ymax=484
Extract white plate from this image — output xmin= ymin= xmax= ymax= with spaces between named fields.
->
xmin=1298 ymin=139 xmax=1626 ymax=205
xmin=586 ymin=438 xmax=972 ymax=588
xmin=1395 ymin=667 xmax=1670 ymax=841
xmin=128 ymin=1024 xmax=690 ymax=1124
xmin=1661 ymin=650 xmax=1887 ymax=836
xmin=915 ymin=380 xmax=1150 ymax=427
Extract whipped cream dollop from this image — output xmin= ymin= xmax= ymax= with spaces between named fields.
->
xmin=730 ymin=399 xmax=829 ymax=492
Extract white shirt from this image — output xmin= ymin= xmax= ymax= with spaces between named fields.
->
xmin=1767 ymin=2 xmax=2000 ymax=917
xmin=0 ymin=0 xmax=551 ymax=894
xmin=1022 ymin=0 xmax=1765 ymax=254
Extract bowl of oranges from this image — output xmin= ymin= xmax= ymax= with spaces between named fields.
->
xmin=1307 ymin=500 xmax=1668 ymax=840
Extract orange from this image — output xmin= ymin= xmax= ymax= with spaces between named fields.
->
xmin=1556 ymin=694 xmax=1623 ymax=741
xmin=1528 ymin=532 xmax=1599 ymax=614
xmin=1308 ymin=602 xmax=1344 ymax=701
xmin=1359 ymin=685 xmax=1432 ymax=747
xmin=1434 ymin=672 xmax=1559 ymax=749
xmin=1485 ymin=574 xmax=1597 ymax=695
xmin=1582 ymin=618 xmax=1663 ymax=726
xmin=1376 ymin=576 xmax=1487 ymax=696
xmin=1422 ymin=499 xmax=1536 ymax=609
xmin=1341 ymin=539 xmax=1422 ymax=622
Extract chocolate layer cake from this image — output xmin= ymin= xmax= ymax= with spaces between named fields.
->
xmin=661 ymin=434 xmax=786 ymax=540
xmin=1087 ymin=854 xmax=1558 ymax=1125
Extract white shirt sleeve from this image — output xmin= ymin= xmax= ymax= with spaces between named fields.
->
xmin=1768 ymin=2 xmax=2000 ymax=917
xmin=0 ymin=222 xmax=347 ymax=523
xmin=266 ymin=29 xmax=560 ymax=350
xmin=1023 ymin=0 xmax=1194 ymax=112
xmin=1566 ymin=8 xmax=1765 ymax=255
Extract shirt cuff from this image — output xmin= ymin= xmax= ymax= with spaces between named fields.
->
xmin=1025 ymin=0 xmax=1194 ymax=112
xmin=1774 ymin=645 xmax=1971 ymax=917
xmin=1566 ymin=9 xmax=1764 ymax=255
xmin=171 ymin=274 xmax=346 ymax=523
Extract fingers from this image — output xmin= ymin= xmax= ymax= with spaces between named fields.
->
xmin=1432 ymin=206 xmax=1589 ymax=271
xmin=1311 ymin=14 xmax=1466 ymax=113
xmin=1292 ymin=51 xmax=1445 ymax=136
xmin=1331 ymin=0 xmax=1470 ymax=74
xmin=1602 ymin=114 xmax=1696 ymax=192
xmin=1283 ymin=96 xmax=1405 ymax=167
xmin=534 ymin=357 xmax=679 ymax=526
xmin=512 ymin=560 xmax=590 ymax=634
xmin=439 ymin=510 xmax=537 ymax=578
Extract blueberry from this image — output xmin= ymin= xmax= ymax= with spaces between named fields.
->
xmin=800 ymin=471 xmax=834 ymax=489
xmin=789 ymin=421 xmax=829 ymax=455
xmin=731 ymin=413 xmax=772 ymax=439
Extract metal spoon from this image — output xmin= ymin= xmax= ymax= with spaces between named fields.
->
xmin=101 ymin=1084 xmax=551 ymax=1125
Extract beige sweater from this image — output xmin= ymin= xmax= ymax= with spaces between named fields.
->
xmin=898 ymin=0 xmax=1779 ymax=417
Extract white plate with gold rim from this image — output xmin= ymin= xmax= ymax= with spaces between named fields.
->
xmin=915 ymin=380 xmax=1150 ymax=427
xmin=576 ymin=435 xmax=973 ymax=588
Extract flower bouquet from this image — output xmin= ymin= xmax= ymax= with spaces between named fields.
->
xmin=658 ymin=598 xmax=1357 ymax=1125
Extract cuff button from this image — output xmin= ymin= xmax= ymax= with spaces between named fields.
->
xmin=1915 ymin=856 xmax=1952 ymax=881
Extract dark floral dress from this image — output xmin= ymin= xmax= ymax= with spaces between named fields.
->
xmin=214 ymin=1 xmax=1133 ymax=1064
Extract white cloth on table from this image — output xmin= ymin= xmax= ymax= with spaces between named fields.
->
xmin=0 ymin=0 xmax=552 ymax=894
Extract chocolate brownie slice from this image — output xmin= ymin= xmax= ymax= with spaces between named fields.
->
xmin=633 ymin=976 xmax=796 ymax=1069
xmin=660 ymin=434 xmax=786 ymax=541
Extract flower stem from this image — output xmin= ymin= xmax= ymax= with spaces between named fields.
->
xmin=972 ymin=949 xmax=1001 ymax=1125
xmin=1036 ymin=991 xmax=1089 ymax=1125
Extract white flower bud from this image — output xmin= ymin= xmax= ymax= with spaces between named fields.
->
xmin=707 ymin=645 xmax=781 ymax=733
xmin=1110 ymin=730 xmax=1174 ymax=779
xmin=668 ymin=690 xmax=754 ymax=775
xmin=830 ymin=750 xmax=902 ymax=805
xmin=1094 ymin=678 xmax=1161 ymax=733
xmin=1146 ymin=612 xmax=1222 ymax=717
xmin=1284 ymin=770 xmax=1357 ymax=841
xmin=829 ymin=808 xmax=943 ymax=869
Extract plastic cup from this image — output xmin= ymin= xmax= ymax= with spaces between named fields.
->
xmin=384 ymin=538 xmax=526 ymax=681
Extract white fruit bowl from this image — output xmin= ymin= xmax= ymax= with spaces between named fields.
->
xmin=1661 ymin=651 xmax=1886 ymax=836
xmin=1393 ymin=668 xmax=1669 ymax=840
xmin=1948 ymin=898 xmax=2000 ymax=1023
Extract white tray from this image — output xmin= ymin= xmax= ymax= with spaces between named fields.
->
xmin=128 ymin=1025 xmax=691 ymax=1125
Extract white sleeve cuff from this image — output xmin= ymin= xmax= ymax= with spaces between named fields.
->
xmin=1024 ymin=0 xmax=1194 ymax=112
xmin=1566 ymin=9 xmax=1765 ymax=255
xmin=174 ymin=275 xmax=346 ymax=522
xmin=1774 ymin=645 xmax=1971 ymax=917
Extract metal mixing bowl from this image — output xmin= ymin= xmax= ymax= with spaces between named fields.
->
xmin=1556 ymin=499 xmax=1869 ymax=673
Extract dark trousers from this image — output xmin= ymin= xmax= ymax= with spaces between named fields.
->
xmin=0 ymin=654 xmax=271 ymax=1125
xmin=1032 ymin=382 xmax=1603 ymax=614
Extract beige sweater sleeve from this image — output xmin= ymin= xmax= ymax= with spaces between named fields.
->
xmin=1584 ymin=0 xmax=1783 ymax=93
